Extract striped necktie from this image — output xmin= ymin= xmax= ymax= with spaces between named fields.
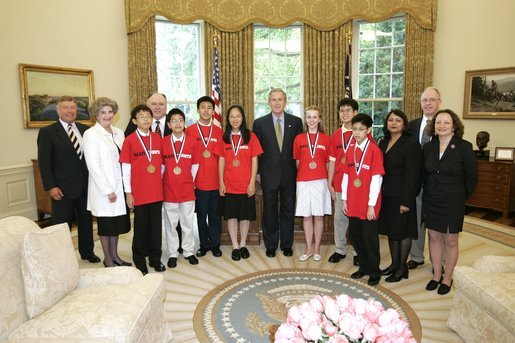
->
xmin=67 ymin=124 xmax=82 ymax=159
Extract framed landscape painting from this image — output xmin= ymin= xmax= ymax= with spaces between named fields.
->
xmin=463 ymin=66 xmax=515 ymax=119
xmin=19 ymin=64 xmax=95 ymax=128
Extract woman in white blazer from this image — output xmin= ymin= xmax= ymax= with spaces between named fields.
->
xmin=83 ymin=97 xmax=131 ymax=267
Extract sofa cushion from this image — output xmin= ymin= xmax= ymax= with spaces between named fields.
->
xmin=473 ymin=255 xmax=515 ymax=273
xmin=21 ymin=223 xmax=79 ymax=319
xmin=453 ymin=265 xmax=515 ymax=332
xmin=9 ymin=274 xmax=165 ymax=342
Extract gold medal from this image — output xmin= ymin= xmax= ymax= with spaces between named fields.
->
xmin=147 ymin=164 xmax=155 ymax=173
xmin=203 ymin=150 xmax=211 ymax=158
xmin=309 ymin=161 xmax=317 ymax=169
xmin=354 ymin=178 xmax=362 ymax=188
xmin=341 ymin=156 xmax=346 ymax=164
xmin=232 ymin=159 xmax=240 ymax=167
xmin=173 ymin=166 xmax=182 ymax=175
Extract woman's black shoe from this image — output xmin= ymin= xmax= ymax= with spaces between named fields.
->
xmin=437 ymin=280 xmax=453 ymax=295
xmin=113 ymin=260 xmax=132 ymax=266
xmin=231 ymin=249 xmax=241 ymax=261
xmin=385 ymin=270 xmax=409 ymax=283
xmin=381 ymin=265 xmax=396 ymax=276
xmin=240 ymin=247 xmax=250 ymax=259
xmin=426 ymin=276 xmax=443 ymax=291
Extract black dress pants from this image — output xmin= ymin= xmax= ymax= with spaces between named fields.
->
xmin=133 ymin=201 xmax=163 ymax=270
xmin=348 ymin=217 xmax=381 ymax=277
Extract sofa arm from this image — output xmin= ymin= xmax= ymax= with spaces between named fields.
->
xmin=473 ymin=255 xmax=515 ymax=273
xmin=77 ymin=267 xmax=143 ymax=288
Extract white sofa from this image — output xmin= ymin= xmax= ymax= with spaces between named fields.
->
xmin=447 ymin=255 xmax=515 ymax=342
xmin=0 ymin=216 xmax=173 ymax=342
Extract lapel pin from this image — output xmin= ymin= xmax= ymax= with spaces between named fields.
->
xmin=288 ymin=125 xmax=291 ymax=128
xmin=451 ymin=144 xmax=455 ymax=149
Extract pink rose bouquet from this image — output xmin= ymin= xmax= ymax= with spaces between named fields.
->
xmin=274 ymin=294 xmax=416 ymax=343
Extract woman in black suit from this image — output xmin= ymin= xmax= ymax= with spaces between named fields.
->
xmin=423 ymin=109 xmax=477 ymax=295
xmin=379 ymin=110 xmax=422 ymax=282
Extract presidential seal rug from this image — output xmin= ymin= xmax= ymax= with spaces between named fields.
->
xmin=193 ymin=268 xmax=422 ymax=342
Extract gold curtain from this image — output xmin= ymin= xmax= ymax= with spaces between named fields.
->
xmin=304 ymin=22 xmax=352 ymax=134
xmin=125 ymin=0 xmax=437 ymax=33
xmin=403 ymin=15 xmax=435 ymax=120
xmin=127 ymin=16 xmax=157 ymax=109
xmin=205 ymin=23 xmax=254 ymax=126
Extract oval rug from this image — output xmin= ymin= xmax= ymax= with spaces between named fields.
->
xmin=193 ymin=268 xmax=422 ymax=342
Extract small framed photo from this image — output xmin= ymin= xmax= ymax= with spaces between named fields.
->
xmin=19 ymin=63 xmax=95 ymax=128
xmin=494 ymin=147 xmax=515 ymax=161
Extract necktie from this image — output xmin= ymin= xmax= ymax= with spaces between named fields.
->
xmin=155 ymin=121 xmax=162 ymax=137
xmin=67 ymin=124 xmax=82 ymax=159
xmin=421 ymin=119 xmax=431 ymax=146
xmin=275 ymin=119 xmax=283 ymax=151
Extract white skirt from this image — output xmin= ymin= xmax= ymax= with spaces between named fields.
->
xmin=295 ymin=179 xmax=332 ymax=217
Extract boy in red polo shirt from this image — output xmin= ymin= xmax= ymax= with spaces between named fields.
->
xmin=120 ymin=104 xmax=165 ymax=275
xmin=185 ymin=96 xmax=224 ymax=258
xmin=342 ymin=113 xmax=384 ymax=286
xmin=293 ymin=106 xmax=331 ymax=262
xmin=162 ymin=108 xmax=200 ymax=268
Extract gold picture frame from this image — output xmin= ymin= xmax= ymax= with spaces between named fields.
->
xmin=19 ymin=63 xmax=95 ymax=128
xmin=463 ymin=67 xmax=515 ymax=119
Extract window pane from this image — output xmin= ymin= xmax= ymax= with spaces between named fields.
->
xmin=359 ymin=75 xmax=374 ymax=98
xmin=375 ymin=74 xmax=391 ymax=98
xmin=392 ymin=74 xmax=404 ymax=98
xmin=375 ymin=48 xmax=391 ymax=73
xmin=254 ymin=25 xmax=302 ymax=119
xmin=392 ymin=47 xmax=404 ymax=72
xmin=373 ymin=101 xmax=389 ymax=126
xmin=359 ymin=49 xmax=374 ymax=74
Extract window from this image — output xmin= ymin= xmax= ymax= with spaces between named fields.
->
xmin=254 ymin=25 xmax=303 ymax=119
xmin=155 ymin=19 xmax=204 ymax=125
xmin=354 ymin=17 xmax=405 ymax=138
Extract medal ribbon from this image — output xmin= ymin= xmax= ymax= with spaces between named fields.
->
xmin=136 ymin=129 xmax=152 ymax=163
xmin=171 ymin=135 xmax=185 ymax=165
xmin=307 ymin=131 xmax=319 ymax=160
xmin=196 ymin=122 xmax=213 ymax=150
xmin=354 ymin=139 xmax=370 ymax=176
xmin=231 ymin=132 xmax=243 ymax=158
xmin=342 ymin=129 xmax=353 ymax=153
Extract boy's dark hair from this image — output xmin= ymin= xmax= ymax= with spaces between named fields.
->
xmin=222 ymin=104 xmax=250 ymax=144
xmin=338 ymin=98 xmax=359 ymax=111
xmin=166 ymin=108 xmax=185 ymax=123
xmin=351 ymin=113 xmax=373 ymax=128
xmin=196 ymin=96 xmax=215 ymax=109
xmin=130 ymin=104 xmax=152 ymax=120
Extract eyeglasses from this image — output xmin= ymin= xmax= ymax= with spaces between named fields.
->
xmin=420 ymin=98 xmax=440 ymax=104
xmin=169 ymin=119 xmax=184 ymax=124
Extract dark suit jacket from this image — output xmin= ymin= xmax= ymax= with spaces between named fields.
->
xmin=408 ymin=117 xmax=423 ymax=143
xmin=124 ymin=120 xmax=171 ymax=138
xmin=252 ymin=112 xmax=303 ymax=189
xmin=37 ymin=121 xmax=90 ymax=199
xmin=379 ymin=135 xmax=422 ymax=207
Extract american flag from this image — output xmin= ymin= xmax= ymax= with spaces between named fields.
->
xmin=344 ymin=42 xmax=352 ymax=99
xmin=211 ymin=46 xmax=222 ymax=128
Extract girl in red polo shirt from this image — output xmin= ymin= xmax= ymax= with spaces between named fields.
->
xmin=215 ymin=105 xmax=263 ymax=261
xmin=293 ymin=106 xmax=331 ymax=262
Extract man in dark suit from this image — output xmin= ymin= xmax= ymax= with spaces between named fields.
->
xmin=253 ymin=88 xmax=303 ymax=257
xmin=124 ymin=93 xmax=171 ymax=137
xmin=37 ymin=95 xmax=100 ymax=263
xmin=406 ymin=86 xmax=442 ymax=269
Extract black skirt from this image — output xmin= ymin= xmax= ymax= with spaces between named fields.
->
xmin=379 ymin=196 xmax=418 ymax=240
xmin=96 ymin=212 xmax=131 ymax=236
xmin=219 ymin=193 xmax=256 ymax=221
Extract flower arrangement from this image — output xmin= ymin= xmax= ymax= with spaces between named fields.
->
xmin=274 ymin=294 xmax=416 ymax=343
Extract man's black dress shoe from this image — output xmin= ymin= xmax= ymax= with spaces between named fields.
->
xmin=186 ymin=255 xmax=199 ymax=265
xmin=437 ymin=280 xmax=453 ymax=295
xmin=407 ymin=260 xmax=424 ymax=269
xmin=113 ymin=260 xmax=132 ymax=267
xmin=368 ymin=276 xmax=381 ymax=286
xmin=351 ymin=270 xmax=366 ymax=279
xmin=328 ymin=252 xmax=346 ymax=263
xmin=139 ymin=267 xmax=148 ymax=275
xmin=282 ymin=248 xmax=293 ymax=257
xmin=353 ymin=256 xmax=359 ymax=266
xmin=240 ymin=247 xmax=250 ymax=259
xmin=82 ymin=254 xmax=101 ymax=263
xmin=149 ymin=261 xmax=166 ymax=272
xmin=232 ymin=249 xmax=241 ymax=261
xmin=196 ymin=247 xmax=209 ymax=257
xmin=167 ymin=257 xmax=177 ymax=268
xmin=211 ymin=247 xmax=223 ymax=257
xmin=266 ymin=249 xmax=276 ymax=258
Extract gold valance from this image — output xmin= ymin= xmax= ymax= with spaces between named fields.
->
xmin=125 ymin=0 xmax=437 ymax=33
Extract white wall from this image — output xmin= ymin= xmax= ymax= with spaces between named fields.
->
xmin=0 ymin=0 xmax=129 ymax=168
xmin=433 ymin=0 xmax=515 ymax=150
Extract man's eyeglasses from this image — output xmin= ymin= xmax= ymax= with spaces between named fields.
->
xmin=420 ymin=98 xmax=440 ymax=104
